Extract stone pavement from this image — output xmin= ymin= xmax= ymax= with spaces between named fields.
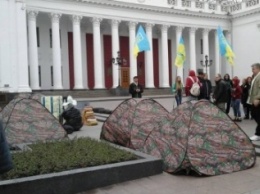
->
xmin=70 ymin=97 xmax=260 ymax=194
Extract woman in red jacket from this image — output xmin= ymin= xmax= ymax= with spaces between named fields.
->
xmin=185 ymin=70 xmax=200 ymax=100
xmin=231 ymin=77 xmax=243 ymax=122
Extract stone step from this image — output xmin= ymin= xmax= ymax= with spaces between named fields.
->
xmin=94 ymin=112 xmax=110 ymax=121
xmin=94 ymin=113 xmax=110 ymax=118
xmin=253 ymin=141 xmax=260 ymax=149
xmin=255 ymin=148 xmax=260 ymax=157
xmin=95 ymin=116 xmax=107 ymax=122
xmin=36 ymin=88 xmax=172 ymax=98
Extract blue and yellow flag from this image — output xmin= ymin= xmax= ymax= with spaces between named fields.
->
xmin=133 ymin=25 xmax=150 ymax=57
xmin=175 ymin=37 xmax=186 ymax=68
xmin=217 ymin=26 xmax=235 ymax=65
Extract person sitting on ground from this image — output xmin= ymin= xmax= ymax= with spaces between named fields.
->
xmin=129 ymin=76 xmax=144 ymax=98
xmin=60 ymin=96 xmax=83 ymax=134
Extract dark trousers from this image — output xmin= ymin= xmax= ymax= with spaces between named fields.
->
xmin=251 ymin=105 xmax=260 ymax=136
xmin=226 ymin=95 xmax=231 ymax=114
xmin=244 ymin=104 xmax=252 ymax=118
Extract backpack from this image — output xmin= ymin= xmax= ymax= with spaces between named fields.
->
xmin=189 ymin=76 xmax=200 ymax=96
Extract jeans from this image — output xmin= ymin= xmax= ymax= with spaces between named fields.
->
xmin=232 ymin=99 xmax=241 ymax=117
xmin=175 ymin=94 xmax=182 ymax=106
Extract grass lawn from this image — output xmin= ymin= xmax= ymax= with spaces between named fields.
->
xmin=2 ymin=138 xmax=136 ymax=180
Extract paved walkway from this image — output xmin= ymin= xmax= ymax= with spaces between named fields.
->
xmin=71 ymin=97 xmax=260 ymax=194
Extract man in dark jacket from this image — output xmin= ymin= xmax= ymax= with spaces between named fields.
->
xmin=197 ymin=71 xmax=206 ymax=100
xmin=129 ymin=76 xmax=143 ymax=98
xmin=198 ymin=72 xmax=212 ymax=100
xmin=61 ymin=96 xmax=83 ymax=134
xmin=204 ymin=73 xmax=212 ymax=100
xmin=213 ymin=74 xmax=228 ymax=112
xmin=0 ymin=120 xmax=13 ymax=174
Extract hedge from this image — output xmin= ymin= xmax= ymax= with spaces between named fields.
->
xmin=1 ymin=138 xmax=136 ymax=180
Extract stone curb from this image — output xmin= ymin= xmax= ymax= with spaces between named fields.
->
xmin=0 ymin=144 xmax=163 ymax=194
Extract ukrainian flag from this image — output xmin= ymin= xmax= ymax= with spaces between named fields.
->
xmin=217 ymin=26 xmax=235 ymax=65
xmin=175 ymin=37 xmax=186 ymax=68
xmin=133 ymin=25 xmax=150 ymax=57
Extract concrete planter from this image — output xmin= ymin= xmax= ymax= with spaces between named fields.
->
xmin=0 ymin=146 xmax=162 ymax=194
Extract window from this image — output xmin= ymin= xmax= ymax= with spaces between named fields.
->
xmin=51 ymin=66 xmax=53 ymax=86
xmin=49 ymin=29 xmax=52 ymax=48
xmin=39 ymin=66 xmax=41 ymax=87
xmin=37 ymin=27 xmax=40 ymax=47
xmin=200 ymin=39 xmax=203 ymax=54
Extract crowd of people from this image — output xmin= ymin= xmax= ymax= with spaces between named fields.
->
xmin=128 ymin=63 xmax=260 ymax=141
xmin=169 ymin=63 xmax=260 ymax=141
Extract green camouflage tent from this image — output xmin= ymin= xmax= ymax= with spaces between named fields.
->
xmin=101 ymin=99 xmax=256 ymax=176
xmin=0 ymin=94 xmax=66 ymax=146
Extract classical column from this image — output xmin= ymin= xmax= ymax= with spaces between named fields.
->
xmin=72 ymin=15 xmax=84 ymax=89
xmin=160 ymin=24 xmax=170 ymax=88
xmin=176 ymin=26 xmax=183 ymax=79
xmin=50 ymin=13 xmax=63 ymax=89
xmin=129 ymin=21 xmax=138 ymax=82
xmin=189 ymin=27 xmax=197 ymax=72
xmin=16 ymin=4 xmax=30 ymax=92
xmin=91 ymin=17 xmax=104 ymax=89
xmin=145 ymin=23 xmax=154 ymax=88
xmin=202 ymin=28 xmax=210 ymax=77
xmin=28 ymin=11 xmax=40 ymax=90
xmin=111 ymin=19 xmax=120 ymax=88
xmin=225 ymin=30 xmax=232 ymax=76
xmin=214 ymin=30 xmax=221 ymax=74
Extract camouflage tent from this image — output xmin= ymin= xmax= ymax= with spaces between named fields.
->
xmin=0 ymin=94 xmax=66 ymax=146
xmin=101 ymin=99 xmax=256 ymax=176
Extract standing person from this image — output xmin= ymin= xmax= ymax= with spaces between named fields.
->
xmin=129 ymin=76 xmax=143 ymax=98
xmin=231 ymin=77 xmax=242 ymax=122
xmin=172 ymin=76 xmax=183 ymax=107
xmin=197 ymin=71 xmax=206 ymax=100
xmin=213 ymin=74 xmax=228 ymax=112
xmin=241 ymin=77 xmax=252 ymax=119
xmin=185 ymin=70 xmax=200 ymax=100
xmin=204 ymin=73 xmax=212 ymax=100
xmin=248 ymin=63 xmax=260 ymax=141
xmin=0 ymin=120 xmax=13 ymax=174
xmin=223 ymin=74 xmax=233 ymax=114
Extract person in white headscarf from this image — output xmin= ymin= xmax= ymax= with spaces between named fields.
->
xmin=61 ymin=96 xmax=82 ymax=134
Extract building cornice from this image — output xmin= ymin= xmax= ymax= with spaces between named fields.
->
xmin=231 ymin=7 xmax=260 ymax=19
xmin=68 ymin=0 xmax=230 ymax=20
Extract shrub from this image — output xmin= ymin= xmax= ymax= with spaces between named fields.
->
xmin=2 ymin=138 xmax=136 ymax=180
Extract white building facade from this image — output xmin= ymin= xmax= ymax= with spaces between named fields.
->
xmin=0 ymin=0 xmax=260 ymax=92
